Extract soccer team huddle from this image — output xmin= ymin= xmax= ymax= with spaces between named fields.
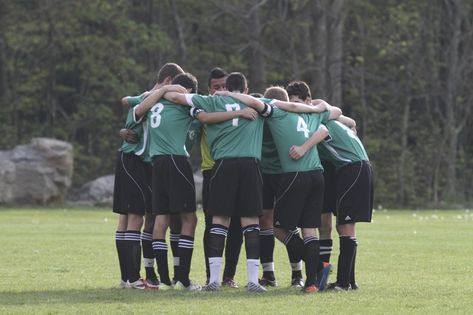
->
xmin=113 ymin=62 xmax=374 ymax=293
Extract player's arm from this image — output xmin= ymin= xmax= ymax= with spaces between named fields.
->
xmin=289 ymin=125 xmax=329 ymax=160
xmin=134 ymin=85 xmax=187 ymax=118
xmin=337 ymin=115 xmax=357 ymax=133
xmin=119 ymin=128 xmax=139 ymax=144
xmin=213 ymin=91 xmax=268 ymax=114
xmin=196 ymin=107 xmax=257 ymax=124
xmin=163 ymin=91 xmax=194 ymax=107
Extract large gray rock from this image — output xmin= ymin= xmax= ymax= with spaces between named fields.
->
xmin=77 ymin=175 xmax=115 ymax=205
xmin=0 ymin=138 xmax=73 ymax=204
xmin=76 ymin=171 xmax=203 ymax=207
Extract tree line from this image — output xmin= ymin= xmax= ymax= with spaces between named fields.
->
xmin=1 ymin=0 xmax=472 ymax=208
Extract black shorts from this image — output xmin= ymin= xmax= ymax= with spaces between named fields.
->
xmin=322 ymin=160 xmax=337 ymax=214
xmin=202 ymin=170 xmax=212 ymax=214
xmin=152 ymin=155 xmax=196 ymax=215
xmin=208 ymin=157 xmax=263 ymax=218
xmin=274 ymin=170 xmax=324 ymax=230
xmin=262 ymin=173 xmax=282 ymax=210
xmin=112 ymin=151 xmax=152 ymax=215
xmin=336 ymin=160 xmax=374 ymax=224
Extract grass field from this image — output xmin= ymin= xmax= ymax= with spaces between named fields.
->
xmin=0 ymin=207 xmax=472 ymax=314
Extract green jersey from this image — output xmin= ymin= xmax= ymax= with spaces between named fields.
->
xmin=267 ymin=107 xmax=330 ymax=173
xmin=317 ymin=120 xmax=369 ymax=170
xmin=120 ymin=94 xmax=149 ymax=161
xmin=147 ymin=98 xmax=196 ymax=157
xmin=260 ymin=122 xmax=282 ymax=174
xmin=187 ymin=94 xmax=264 ymax=160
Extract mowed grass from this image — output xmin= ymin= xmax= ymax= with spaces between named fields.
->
xmin=0 ymin=208 xmax=472 ymax=314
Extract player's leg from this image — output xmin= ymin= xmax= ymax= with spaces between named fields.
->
xmin=333 ymin=223 xmax=356 ymax=290
xmin=204 ymin=215 xmax=231 ymax=290
xmin=169 ymin=214 xmax=182 ymax=283
xmin=142 ymin=213 xmax=159 ymax=287
xmin=201 ymin=169 xmax=212 ymax=283
xmin=274 ymin=227 xmax=304 ymax=287
xmin=175 ymin=212 xmax=198 ymax=289
xmin=301 ymin=228 xmax=319 ymax=293
xmin=115 ymin=214 xmax=128 ymax=288
xmin=240 ymin=216 xmax=265 ymax=291
xmin=222 ymin=215 xmax=242 ymax=288
xmin=259 ymin=209 xmax=277 ymax=286
xmin=125 ymin=214 xmax=144 ymax=287
xmin=319 ymin=160 xmax=336 ymax=264
xmin=152 ymin=214 xmax=172 ymax=286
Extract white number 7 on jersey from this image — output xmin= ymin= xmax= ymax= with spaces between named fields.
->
xmin=225 ymin=104 xmax=241 ymax=126
xmin=297 ymin=116 xmax=309 ymax=138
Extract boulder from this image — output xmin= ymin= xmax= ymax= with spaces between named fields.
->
xmin=0 ymin=138 xmax=73 ymax=204
xmin=77 ymin=175 xmax=115 ymax=205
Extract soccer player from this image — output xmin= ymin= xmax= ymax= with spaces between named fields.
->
xmin=201 ymin=67 xmax=243 ymax=288
xmin=117 ymin=63 xmax=185 ymax=289
xmin=215 ymin=83 xmax=341 ymax=293
xmin=113 ymin=63 xmax=184 ymax=290
xmin=164 ymin=72 xmax=271 ymax=292
xmin=288 ymin=89 xmax=373 ymax=291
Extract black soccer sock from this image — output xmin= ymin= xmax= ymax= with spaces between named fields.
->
xmin=141 ymin=231 xmax=157 ymax=280
xmin=177 ymin=235 xmax=194 ymax=287
xmin=243 ymin=224 xmax=261 ymax=284
xmin=284 ymin=230 xmax=304 ymax=279
xmin=223 ymin=217 xmax=242 ymax=279
xmin=337 ymin=236 xmax=356 ymax=287
xmin=319 ymin=239 xmax=333 ymax=263
xmin=208 ymin=224 xmax=228 ymax=284
xmin=115 ymin=231 xmax=127 ymax=281
xmin=125 ymin=230 xmax=142 ymax=283
xmin=170 ymin=232 xmax=180 ymax=282
xmin=350 ymin=237 xmax=358 ymax=288
xmin=303 ymin=236 xmax=320 ymax=287
xmin=260 ymin=228 xmax=275 ymax=280
xmin=203 ymin=213 xmax=213 ymax=282
xmin=152 ymin=239 xmax=171 ymax=285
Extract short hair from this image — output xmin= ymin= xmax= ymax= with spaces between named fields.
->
xmin=172 ymin=73 xmax=198 ymax=93
xmin=286 ymin=81 xmax=312 ymax=101
xmin=208 ymin=67 xmax=227 ymax=87
xmin=250 ymin=92 xmax=263 ymax=98
xmin=225 ymin=72 xmax=248 ymax=93
xmin=263 ymin=86 xmax=289 ymax=102
xmin=157 ymin=63 xmax=184 ymax=83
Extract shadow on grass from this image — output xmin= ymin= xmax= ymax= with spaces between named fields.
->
xmin=0 ymin=287 xmax=302 ymax=305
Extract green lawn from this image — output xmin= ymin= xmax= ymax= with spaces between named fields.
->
xmin=0 ymin=208 xmax=472 ymax=314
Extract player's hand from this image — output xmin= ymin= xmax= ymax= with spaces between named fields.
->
xmin=213 ymin=90 xmax=230 ymax=96
xmin=239 ymin=107 xmax=257 ymax=120
xmin=165 ymin=84 xmax=188 ymax=94
xmin=289 ymin=145 xmax=306 ymax=160
xmin=119 ymin=128 xmax=139 ymax=143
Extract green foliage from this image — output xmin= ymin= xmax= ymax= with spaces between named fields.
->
xmin=1 ymin=0 xmax=472 ymax=207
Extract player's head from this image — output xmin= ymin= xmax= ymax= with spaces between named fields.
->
xmin=172 ymin=73 xmax=198 ymax=93
xmin=208 ymin=67 xmax=227 ymax=95
xmin=286 ymin=81 xmax=312 ymax=104
xmin=157 ymin=63 xmax=185 ymax=84
xmin=264 ymin=86 xmax=289 ymax=102
xmin=250 ymin=92 xmax=263 ymax=98
xmin=225 ymin=72 xmax=248 ymax=94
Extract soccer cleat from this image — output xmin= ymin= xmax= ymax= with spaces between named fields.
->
xmin=247 ymin=282 xmax=267 ymax=293
xmin=291 ymin=277 xmax=305 ymax=288
xmin=117 ymin=280 xmax=128 ymax=289
xmin=302 ymin=284 xmax=318 ymax=294
xmin=202 ymin=281 xmax=220 ymax=291
xmin=259 ymin=277 xmax=278 ymax=287
xmin=145 ymin=278 xmax=160 ymax=290
xmin=128 ymin=279 xmax=147 ymax=290
xmin=158 ymin=282 xmax=174 ymax=291
xmin=174 ymin=280 xmax=202 ymax=291
xmin=222 ymin=277 xmax=238 ymax=288
xmin=315 ymin=262 xmax=332 ymax=292
xmin=326 ymin=282 xmax=351 ymax=291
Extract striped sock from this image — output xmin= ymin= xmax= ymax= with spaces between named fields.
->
xmin=115 ymin=231 xmax=127 ymax=281
xmin=177 ymin=235 xmax=194 ymax=287
xmin=125 ymin=230 xmax=142 ymax=283
xmin=152 ymin=239 xmax=171 ymax=285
